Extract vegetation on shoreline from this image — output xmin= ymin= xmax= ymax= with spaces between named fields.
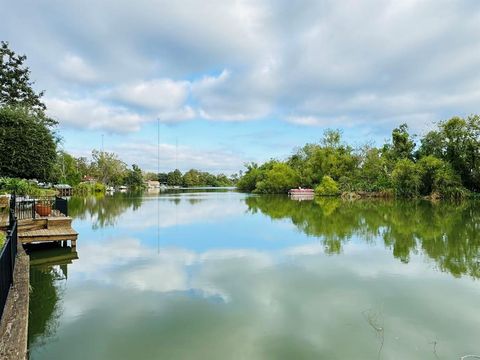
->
xmin=146 ymin=169 xmax=235 ymax=188
xmin=238 ymin=117 xmax=479 ymax=199
xmin=0 ymin=177 xmax=56 ymax=197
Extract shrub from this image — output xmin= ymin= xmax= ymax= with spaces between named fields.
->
xmin=254 ymin=163 xmax=300 ymax=194
xmin=0 ymin=177 xmax=32 ymax=195
xmin=74 ymin=182 xmax=106 ymax=195
xmin=315 ymin=176 xmax=340 ymax=196
xmin=391 ymin=159 xmax=421 ymax=198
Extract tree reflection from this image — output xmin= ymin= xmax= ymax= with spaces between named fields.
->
xmin=246 ymin=196 xmax=480 ymax=279
xmin=27 ymin=244 xmax=78 ymax=347
xmin=69 ymin=192 xmax=143 ymax=229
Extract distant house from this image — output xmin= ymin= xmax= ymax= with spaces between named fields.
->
xmin=145 ymin=180 xmax=160 ymax=189
xmin=82 ymin=176 xmax=97 ymax=184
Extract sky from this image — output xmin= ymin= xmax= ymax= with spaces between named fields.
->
xmin=1 ymin=0 xmax=479 ymax=174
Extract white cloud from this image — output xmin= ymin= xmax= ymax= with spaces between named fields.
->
xmin=59 ymin=54 xmax=98 ymax=83
xmin=2 ymin=0 xmax=480 ymax=132
xmin=106 ymin=141 xmax=246 ymax=173
xmin=46 ymin=97 xmax=147 ymax=133
xmin=112 ymin=79 xmax=190 ymax=111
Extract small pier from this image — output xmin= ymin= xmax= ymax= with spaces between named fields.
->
xmin=1 ymin=195 xmax=78 ymax=248
xmin=17 ymin=216 xmax=77 ymax=248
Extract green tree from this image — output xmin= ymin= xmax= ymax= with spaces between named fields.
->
xmin=0 ymin=107 xmax=57 ymax=180
xmin=391 ymin=159 xmax=421 ymax=197
xmin=417 ymin=155 xmax=445 ymax=195
xmin=237 ymin=163 xmax=262 ymax=192
xmin=0 ymin=41 xmax=55 ymax=126
xmin=53 ymin=151 xmax=82 ymax=185
xmin=167 ymin=169 xmax=183 ymax=186
xmin=383 ymin=123 xmax=415 ymax=162
xmin=356 ymin=147 xmax=391 ymax=191
xmin=183 ymin=169 xmax=201 ymax=187
xmin=254 ymin=163 xmax=300 ymax=194
xmin=90 ymin=150 xmax=127 ymax=186
xmin=124 ymin=164 xmax=145 ymax=189
xmin=315 ymin=175 xmax=340 ymax=196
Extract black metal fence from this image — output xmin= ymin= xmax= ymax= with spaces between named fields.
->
xmin=10 ymin=194 xmax=68 ymax=220
xmin=0 ymin=209 xmax=18 ymax=319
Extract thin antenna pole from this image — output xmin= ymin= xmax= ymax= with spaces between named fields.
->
xmin=157 ymin=119 xmax=160 ymax=254
xmin=175 ymin=137 xmax=178 ymax=170
xmin=157 ymin=119 xmax=160 ymax=175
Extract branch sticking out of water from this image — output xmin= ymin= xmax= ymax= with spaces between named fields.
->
xmin=362 ymin=308 xmax=384 ymax=360
xmin=460 ymin=356 xmax=480 ymax=360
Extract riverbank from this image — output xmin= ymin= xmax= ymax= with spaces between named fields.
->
xmin=0 ymin=241 xmax=29 ymax=360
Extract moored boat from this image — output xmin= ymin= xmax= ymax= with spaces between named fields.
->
xmin=288 ymin=188 xmax=314 ymax=195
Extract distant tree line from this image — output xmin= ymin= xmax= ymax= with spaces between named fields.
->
xmin=238 ymin=116 xmax=480 ymax=199
xmin=144 ymin=169 xmax=235 ymax=187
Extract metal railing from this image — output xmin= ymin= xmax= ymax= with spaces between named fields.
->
xmin=10 ymin=194 xmax=69 ymax=220
xmin=0 ymin=208 xmax=18 ymax=319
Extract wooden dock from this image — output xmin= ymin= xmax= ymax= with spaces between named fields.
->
xmin=17 ymin=217 xmax=78 ymax=247
xmin=19 ymin=228 xmax=78 ymax=246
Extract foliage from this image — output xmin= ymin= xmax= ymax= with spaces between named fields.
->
xmin=238 ymin=116 xmax=479 ymax=198
xmin=0 ymin=107 xmax=57 ymax=180
xmin=254 ymin=163 xmax=300 ymax=194
xmin=73 ymin=182 xmax=106 ymax=195
xmin=237 ymin=163 xmax=262 ymax=192
xmin=0 ymin=41 xmax=55 ymax=125
xmin=53 ymin=151 xmax=82 ymax=185
xmin=354 ymin=147 xmax=391 ymax=191
xmin=315 ymin=176 xmax=340 ymax=196
xmin=167 ymin=169 xmax=183 ymax=186
xmin=418 ymin=115 xmax=480 ymax=191
xmin=124 ymin=164 xmax=145 ymax=190
xmin=90 ymin=150 xmax=127 ymax=186
xmin=391 ymin=159 xmax=421 ymax=198
xmin=0 ymin=177 xmax=33 ymax=195
xmin=0 ymin=231 xmax=4 ymax=249
xmin=182 ymin=169 xmax=233 ymax=187
xmin=0 ymin=177 xmax=54 ymax=196
xmin=389 ymin=123 xmax=416 ymax=160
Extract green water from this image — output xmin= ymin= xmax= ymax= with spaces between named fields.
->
xmin=27 ymin=191 xmax=480 ymax=359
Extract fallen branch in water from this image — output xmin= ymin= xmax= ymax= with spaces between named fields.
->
xmin=362 ymin=308 xmax=384 ymax=360
xmin=460 ymin=356 xmax=480 ymax=360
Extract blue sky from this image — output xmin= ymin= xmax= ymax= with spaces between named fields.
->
xmin=1 ymin=0 xmax=479 ymax=173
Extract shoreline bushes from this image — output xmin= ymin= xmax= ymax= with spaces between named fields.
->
xmin=238 ymin=115 xmax=479 ymax=199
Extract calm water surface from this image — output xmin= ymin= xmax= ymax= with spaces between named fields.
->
xmin=27 ymin=191 xmax=480 ymax=359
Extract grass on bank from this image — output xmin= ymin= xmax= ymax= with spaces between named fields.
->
xmin=0 ymin=231 xmax=5 ymax=250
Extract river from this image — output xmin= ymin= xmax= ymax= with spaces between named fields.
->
xmin=27 ymin=190 xmax=480 ymax=359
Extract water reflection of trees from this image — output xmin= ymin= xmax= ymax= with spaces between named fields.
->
xmin=69 ymin=193 xmax=143 ymax=229
xmin=27 ymin=244 xmax=78 ymax=347
xmin=246 ymin=196 xmax=480 ymax=279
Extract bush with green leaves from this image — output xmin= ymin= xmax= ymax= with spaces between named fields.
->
xmin=392 ymin=159 xmax=421 ymax=198
xmin=74 ymin=182 xmax=106 ymax=195
xmin=315 ymin=176 xmax=340 ymax=196
xmin=254 ymin=163 xmax=300 ymax=194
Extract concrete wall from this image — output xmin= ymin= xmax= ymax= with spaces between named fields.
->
xmin=0 ymin=242 xmax=29 ymax=360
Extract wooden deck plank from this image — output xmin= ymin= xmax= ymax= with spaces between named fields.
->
xmin=19 ymin=226 xmax=78 ymax=244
